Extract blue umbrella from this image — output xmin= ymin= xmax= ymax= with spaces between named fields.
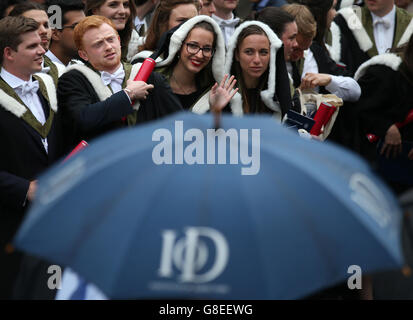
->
xmin=14 ymin=111 xmax=405 ymax=299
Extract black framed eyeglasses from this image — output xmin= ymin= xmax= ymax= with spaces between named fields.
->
xmin=185 ymin=42 xmax=214 ymax=57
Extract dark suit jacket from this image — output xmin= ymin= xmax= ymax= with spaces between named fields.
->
xmin=0 ymin=88 xmax=63 ymax=299
xmin=57 ymin=66 xmax=182 ymax=152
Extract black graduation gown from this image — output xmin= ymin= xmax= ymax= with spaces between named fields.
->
xmin=333 ymin=13 xmax=371 ymax=77
xmin=0 ymin=84 xmax=63 ymax=299
xmin=355 ymin=63 xmax=413 ymax=159
xmin=57 ymin=66 xmax=183 ymax=152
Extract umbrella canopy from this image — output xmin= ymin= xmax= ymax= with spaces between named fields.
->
xmin=14 ymin=111 xmax=404 ymax=299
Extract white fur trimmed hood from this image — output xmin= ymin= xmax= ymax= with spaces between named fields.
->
xmin=130 ymin=15 xmax=226 ymax=83
xmin=354 ymin=53 xmax=402 ymax=80
xmin=224 ymin=20 xmax=283 ymax=119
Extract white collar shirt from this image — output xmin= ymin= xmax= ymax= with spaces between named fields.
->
xmin=1 ymin=67 xmax=48 ymax=152
xmin=100 ymin=64 xmax=125 ymax=94
xmin=371 ymin=5 xmax=396 ymax=54
xmin=212 ymin=13 xmax=240 ymax=46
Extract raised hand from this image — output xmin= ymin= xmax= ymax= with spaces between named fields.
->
xmin=209 ymin=74 xmax=238 ymax=113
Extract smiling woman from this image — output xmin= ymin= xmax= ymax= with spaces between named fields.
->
xmin=85 ymin=0 xmax=137 ymax=61
xmin=135 ymin=15 xmax=231 ymax=112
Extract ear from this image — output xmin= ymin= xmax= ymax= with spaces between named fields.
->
xmin=51 ymin=29 xmax=61 ymax=41
xmin=78 ymin=49 xmax=88 ymax=61
xmin=3 ymin=47 xmax=14 ymax=63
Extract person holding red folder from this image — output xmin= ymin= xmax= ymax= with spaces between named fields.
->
xmin=57 ymin=15 xmax=182 ymax=152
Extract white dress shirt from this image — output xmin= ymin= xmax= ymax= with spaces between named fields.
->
xmin=99 ymin=64 xmax=132 ymax=103
xmin=371 ymin=5 xmax=396 ymax=54
xmin=1 ymin=67 xmax=48 ymax=152
xmin=301 ymin=49 xmax=361 ymax=102
xmin=212 ymin=13 xmax=240 ymax=46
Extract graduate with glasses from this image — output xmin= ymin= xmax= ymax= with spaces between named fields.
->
xmin=45 ymin=0 xmax=86 ymax=67
xmin=136 ymin=15 xmax=235 ymax=112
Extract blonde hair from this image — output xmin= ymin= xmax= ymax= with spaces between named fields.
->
xmin=283 ymin=3 xmax=316 ymax=40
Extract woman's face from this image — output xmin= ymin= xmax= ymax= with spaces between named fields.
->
xmin=178 ymin=27 xmax=214 ymax=74
xmin=236 ymin=34 xmax=270 ymax=88
xmin=327 ymin=0 xmax=337 ymax=29
xmin=168 ymin=4 xmax=198 ymax=30
xmin=93 ymin=0 xmax=131 ymax=31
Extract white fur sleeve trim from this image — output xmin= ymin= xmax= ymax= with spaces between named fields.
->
xmin=191 ymin=91 xmax=211 ymax=114
xmin=354 ymin=53 xmax=402 ymax=80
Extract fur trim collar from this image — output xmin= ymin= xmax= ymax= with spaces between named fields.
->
xmin=0 ymin=73 xmax=57 ymax=118
xmin=64 ymin=64 xmax=112 ymax=101
xmin=34 ymin=72 xmax=58 ymax=112
xmin=398 ymin=18 xmax=413 ymax=47
xmin=328 ymin=22 xmax=342 ymax=63
xmin=354 ymin=53 xmax=402 ymax=80
xmin=339 ymin=0 xmax=354 ymax=9
xmin=53 ymin=62 xmax=66 ymax=77
xmin=0 ymin=89 xmax=26 ymax=118
xmin=64 ymin=63 xmax=141 ymax=110
xmin=338 ymin=7 xmax=373 ymax=52
xmin=224 ymin=20 xmax=283 ymax=119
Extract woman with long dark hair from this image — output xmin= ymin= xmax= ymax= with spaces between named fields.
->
xmin=222 ymin=21 xmax=293 ymax=119
xmin=85 ymin=0 xmax=138 ymax=61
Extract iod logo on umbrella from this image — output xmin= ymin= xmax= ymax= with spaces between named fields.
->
xmin=152 ymin=121 xmax=261 ymax=175
xmin=158 ymin=227 xmax=229 ymax=284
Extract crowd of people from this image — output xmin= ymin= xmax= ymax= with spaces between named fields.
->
xmin=0 ymin=0 xmax=412 ymax=299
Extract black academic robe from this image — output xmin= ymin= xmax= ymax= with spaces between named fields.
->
xmin=57 ymin=62 xmax=182 ymax=152
xmin=354 ymin=63 xmax=413 ymax=159
xmin=0 ymin=75 xmax=63 ymax=299
xmin=334 ymin=6 xmax=413 ymax=76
